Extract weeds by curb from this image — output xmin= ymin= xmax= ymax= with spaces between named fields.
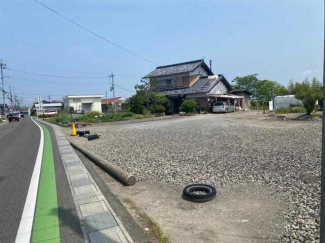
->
xmin=122 ymin=198 xmax=170 ymax=243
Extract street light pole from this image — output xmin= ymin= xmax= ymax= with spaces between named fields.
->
xmin=320 ymin=0 xmax=325 ymax=241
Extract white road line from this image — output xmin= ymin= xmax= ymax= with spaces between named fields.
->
xmin=15 ymin=117 xmax=44 ymax=243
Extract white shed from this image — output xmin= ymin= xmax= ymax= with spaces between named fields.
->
xmin=63 ymin=95 xmax=103 ymax=113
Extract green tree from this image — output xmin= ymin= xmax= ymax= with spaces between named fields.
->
xmin=254 ymin=80 xmax=278 ymax=112
xmin=69 ymin=106 xmax=74 ymax=114
xmin=288 ymin=80 xmax=296 ymax=94
xmin=153 ymin=94 xmax=172 ymax=114
xmin=134 ymin=77 xmax=158 ymax=108
xmin=274 ymin=83 xmax=289 ymax=96
xmin=295 ymin=78 xmax=322 ymax=115
xmin=181 ymin=100 xmax=197 ymax=113
xmin=232 ymin=74 xmax=259 ymax=94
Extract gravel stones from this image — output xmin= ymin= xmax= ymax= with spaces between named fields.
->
xmin=84 ymin=115 xmax=321 ymax=242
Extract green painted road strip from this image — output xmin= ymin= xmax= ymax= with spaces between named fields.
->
xmin=32 ymin=124 xmax=60 ymax=243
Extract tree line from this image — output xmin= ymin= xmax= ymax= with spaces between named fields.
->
xmin=232 ymin=74 xmax=323 ymax=115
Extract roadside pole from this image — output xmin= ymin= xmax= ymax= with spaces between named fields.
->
xmin=105 ymin=91 xmax=108 ymax=113
xmin=321 ymin=0 xmax=325 ymax=241
xmin=9 ymin=86 xmax=13 ymax=113
xmin=0 ymin=62 xmax=6 ymax=120
xmin=109 ymin=72 xmax=115 ymax=113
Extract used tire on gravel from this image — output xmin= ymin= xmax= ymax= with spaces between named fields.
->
xmin=182 ymin=184 xmax=216 ymax=203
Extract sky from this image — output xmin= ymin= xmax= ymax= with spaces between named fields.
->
xmin=0 ymin=0 xmax=323 ymax=106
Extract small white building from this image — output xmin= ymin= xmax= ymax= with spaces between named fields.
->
xmin=273 ymin=95 xmax=303 ymax=109
xmin=34 ymin=101 xmax=63 ymax=115
xmin=63 ymin=95 xmax=103 ymax=113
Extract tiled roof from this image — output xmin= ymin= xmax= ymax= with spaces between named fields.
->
xmin=160 ymin=76 xmax=221 ymax=96
xmin=146 ymin=59 xmax=213 ymax=77
xmin=101 ymin=97 xmax=122 ymax=104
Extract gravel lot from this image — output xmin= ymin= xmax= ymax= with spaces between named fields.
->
xmin=69 ymin=112 xmax=321 ymax=242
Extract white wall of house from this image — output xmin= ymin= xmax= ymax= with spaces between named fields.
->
xmin=209 ymin=81 xmax=229 ymax=95
xmin=63 ymin=95 xmax=103 ymax=113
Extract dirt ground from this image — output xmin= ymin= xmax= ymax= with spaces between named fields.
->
xmin=92 ymin=167 xmax=284 ymax=243
xmin=60 ymin=110 xmax=313 ymax=243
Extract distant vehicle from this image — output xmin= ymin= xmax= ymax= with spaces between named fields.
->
xmin=212 ymin=102 xmax=235 ymax=113
xmin=8 ymin=113 xmax=20 ymax=122
xmin=43 ymin=110 xmax=57 ymax=117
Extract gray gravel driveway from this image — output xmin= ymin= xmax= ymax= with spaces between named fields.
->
xmin=68 ymin=113 xmax=321 ymax=242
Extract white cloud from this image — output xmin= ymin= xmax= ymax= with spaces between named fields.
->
xmin=295 ymin=70 xmax=321 ymax=77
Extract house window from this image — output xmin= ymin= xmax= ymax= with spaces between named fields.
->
xmin=160 ymin=79 xmax=174 ymax=86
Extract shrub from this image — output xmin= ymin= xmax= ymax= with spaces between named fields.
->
xmin=85 ymin=111 xmax=101 ymax=118
xmin=130 ymin=104 xmax=145 ymax=114
xmin=134 ymin=114 xmax=144 ymax=119
xmin=153 ymin=105 xmax=165 ymax=113
xmin=143 ymin=113 xmax=152 ymax=118
xmin=69 ymin=106 xmax=74 ymax=114
xmin=275 ymin=107 xmax=306 ymax=114
xmin=148 ymin=106 xmax=156 ymax=114
xmin=181 ymin=100 xmax=197 ymax=113
xmin=120 ymin=111 xmax=134 ymax=118
xmin=48 ymin=111 xmax=72 ymax=124
xmin=289 ymin=103 xmax=303 ymax=108
xmin=0 ymin=118 xmax=3 ymax=123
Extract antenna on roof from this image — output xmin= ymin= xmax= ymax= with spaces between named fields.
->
xmin=209 ymin=59 xmax=212 ymax=71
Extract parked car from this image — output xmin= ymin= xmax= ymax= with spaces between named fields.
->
xmin=212 ymin=102 xmax=235 ymax=113
xmin=8 ymin=113 xmax=20 ymax=122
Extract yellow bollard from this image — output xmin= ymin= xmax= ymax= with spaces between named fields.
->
xmin=71 ymin=123 xmax=77 ymax=136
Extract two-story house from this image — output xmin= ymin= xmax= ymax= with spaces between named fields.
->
xmin=145 ymin=59 xmax=250 ymax=113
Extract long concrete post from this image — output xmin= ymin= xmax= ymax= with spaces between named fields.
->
xmin=68 ymin=139 xmax=136 ymax=186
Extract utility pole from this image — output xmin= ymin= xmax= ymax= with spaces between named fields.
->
xmin=14 ymin=95 xmax=18 ymax=111
xmin=109 ymin=72 xmax=115 ymax=98
xmin=9 ymin=86 xmax=13 ymax=112
xmin=109 ymin=72 xmax=115 ymax=113
xmin=48 ymin=95 xmax=50 ymax=102
xmin=0 ymin=61 xmax=6 ymax=120
xmin=105 ymin=91 xmax=108 ymax=113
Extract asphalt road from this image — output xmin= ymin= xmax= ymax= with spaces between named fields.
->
xmin=0 ymin=116 xmax=40 ymax=243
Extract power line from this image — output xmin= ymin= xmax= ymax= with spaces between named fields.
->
xmin=8 ymin=76 xmax=107 ymax=86
xmin=6 ymin=61 xmax=107 ymax=75
xmin=7 ymin=75 xmax=135 ymax=95
xmin=115 ymin=84 xmax=135 ymax=93
xmin=32 ymin=0 xmax=158 ymax=66
xmin=6 ymin=68 xmax=107 ymax=79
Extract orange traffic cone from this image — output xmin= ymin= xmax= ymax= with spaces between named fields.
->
xmin=71 ymin=123 xmax=77 ymax=136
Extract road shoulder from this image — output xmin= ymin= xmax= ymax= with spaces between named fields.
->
xmin=42 ymin=122 xmax=84 ymax=243
xmin=41 ymin=121 xmax=139 ymax=242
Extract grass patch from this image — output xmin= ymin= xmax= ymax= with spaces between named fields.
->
xmin=48 ymin=111 xmax=153 ymax=125
xmin=275 ymin=107 xmax=306 ymax=114
xmin=122 ymin=198 xmax=170 ymax=243
xmin=312 ymin=113 xmax=322 ymax=118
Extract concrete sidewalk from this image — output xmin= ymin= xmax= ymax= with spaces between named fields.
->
xmin=46 ymin=122 xmax=134 ymax=243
